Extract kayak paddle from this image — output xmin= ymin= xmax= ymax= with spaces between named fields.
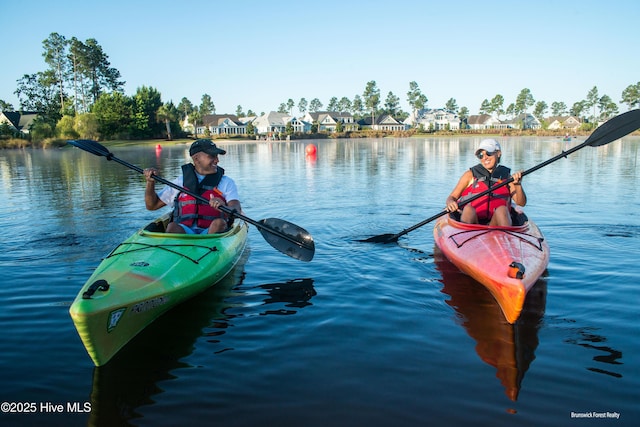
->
xmin=361 ymin=108 xmax=640 ymax=244
xmin=67 ymin=139 xmax=315 ymax=262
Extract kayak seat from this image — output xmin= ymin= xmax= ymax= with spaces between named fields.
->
xmin=511 ymin=209 xmax=528 ymax=226
xmin=448 ymin=209 xmax=528 ymax=226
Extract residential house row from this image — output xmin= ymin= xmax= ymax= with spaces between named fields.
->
xmin=0 ymin=109 xmax=582 ymax=140
xmin=192 ymin=109 xmax=583 ymax=137
xmin=188 ymin=110 xmax=407 ymax=137
xmin=407 ymin=109 xmax=581 ymax=132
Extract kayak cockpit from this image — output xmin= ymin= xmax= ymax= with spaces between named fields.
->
xmin=446 ymin=205 xmax=529 ymax=230
xmin=142 ymin=213 xmax=240 ymax=236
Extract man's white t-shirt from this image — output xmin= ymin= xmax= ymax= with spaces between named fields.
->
xmin=157 ymin=173 xmax=239 ymax=207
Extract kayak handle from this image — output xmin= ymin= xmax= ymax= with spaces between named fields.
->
xmin=83 ymin=279 xmax=110 ymax=299
xmin=508 ymin=262 xmax=526 ymax=279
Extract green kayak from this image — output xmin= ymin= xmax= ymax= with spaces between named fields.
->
xmin=70 ymin=214 xmax=248 ymax=366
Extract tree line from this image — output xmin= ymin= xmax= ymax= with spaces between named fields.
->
xmin=2 ymin=32 xmax=640 ymax=142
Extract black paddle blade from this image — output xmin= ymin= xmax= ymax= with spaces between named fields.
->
xmin=67 ymin=139 xmax=112 ymax=157
xmin=258 ymin=218 xmax=315 ymax=262
xmin=357 ymin=233 xmax=399 ymax=244
xmin=585 ymin=109 xmax=640 ymax=147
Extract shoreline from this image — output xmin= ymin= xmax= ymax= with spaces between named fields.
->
xmin=2 ymin=128 xmax=635 ymax=150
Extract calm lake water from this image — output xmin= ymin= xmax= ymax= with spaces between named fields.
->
xmin=1 ymin=135 xmax=639 ymax=426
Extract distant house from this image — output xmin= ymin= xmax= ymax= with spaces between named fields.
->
xmin=503 ymin=113 xmax=541 ymax=130
xmin=198 ymin=114 xmax=247 ymax=135
xmin=285 ymin=116 xmax=312 ymax=134
xmin=0 ymin=111 xmax=40 ymax=134
xmin=547 ymin=115 xmax=581 ymax=130
xmin=252 ymin=111 xmax=290 ymax=136
xmin=404 ymin=108 xmax=460 ymax=130
xmin=302 ymin=111 xmax=358 ymax=132
xmin=467 ymin=114 xmax=503 ymax=130
xmin=358 ymin=114 xmax=406 ymax=131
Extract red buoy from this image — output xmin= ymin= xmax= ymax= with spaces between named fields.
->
xmin=305 ymin=144 xmax=317 ymax=155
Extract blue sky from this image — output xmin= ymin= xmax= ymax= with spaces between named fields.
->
xmin=2 ymin=0 xmax=639 ymax=115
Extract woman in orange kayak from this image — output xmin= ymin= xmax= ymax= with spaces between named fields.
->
xmin=445 ymin=139 xmax=526 ymax=226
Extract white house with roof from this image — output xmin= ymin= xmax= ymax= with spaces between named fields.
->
xmin=197 ymin=114 xmax=247 ymax=135
xmin=547 ymin=115 xmax=581 ymax=130
xmin=285 ymin=116 xmax=312 ymax=134
xmin=358 ymin=114 xmax=406 ymax=131
xmin=252 ymin=111 xmax=290 ymax=136
xmin=302 ymin=111 xmax=358 ymax=132
xmin=466 ymin=114 xmax=504 ymax=130
xmin=404 ymin=108 xmax=460 ymax=130
xmin=503 ymin=113 xmax=541 ymax=130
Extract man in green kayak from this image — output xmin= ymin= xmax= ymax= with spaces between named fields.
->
xmin=143 ymin=139 xmax=242 ymax=234
xmin=445 ymin=138 xmax=525 ymax=226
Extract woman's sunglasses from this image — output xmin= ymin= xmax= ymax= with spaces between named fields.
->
xmin=476 ymin=151 xmax=496 ymax=159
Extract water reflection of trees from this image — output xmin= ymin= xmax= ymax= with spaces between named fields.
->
xmin=5 ymin=138 xmax=637 ymax=234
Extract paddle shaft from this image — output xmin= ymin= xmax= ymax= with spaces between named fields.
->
xmin=385 ymin=115 xmax=639 ymax=242
xmin=100 ymin=151 xmax=312 ymax=251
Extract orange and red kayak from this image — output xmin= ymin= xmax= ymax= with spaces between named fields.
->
xmin=433 ymin=207 xmax=549 ymax=324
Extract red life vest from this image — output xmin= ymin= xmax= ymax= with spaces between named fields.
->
xmin=459 ymin=164 xmax=511 ymax=222
xmin=173 ymin=164 xmax=226 ymax=229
